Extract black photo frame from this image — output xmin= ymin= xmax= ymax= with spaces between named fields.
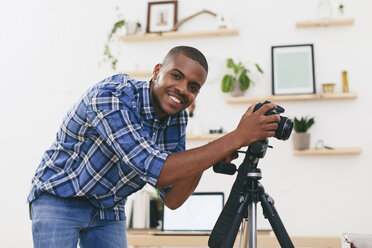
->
xmin=271 ymin=44 xmax=316 ymax=95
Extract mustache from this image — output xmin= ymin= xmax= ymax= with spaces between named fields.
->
xmin=169 ymin=89 xmax=187 ymax=104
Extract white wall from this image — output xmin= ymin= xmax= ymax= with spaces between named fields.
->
xmin=0 ymin=0 xmax=371 ymax=247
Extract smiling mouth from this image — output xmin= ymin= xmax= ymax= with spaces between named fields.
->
xmin=169 ymin=95 xmax=182 ymax=104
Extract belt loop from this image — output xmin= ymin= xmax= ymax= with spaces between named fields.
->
xmin=29 ymin=203 xmax=32 ymax=220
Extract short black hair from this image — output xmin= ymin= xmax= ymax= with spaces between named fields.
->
xmin=162 ymin=46 xmax=208 ymax=73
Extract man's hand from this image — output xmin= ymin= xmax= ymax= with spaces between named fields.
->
xmin=233 ymin=103 xmax=280 ymax=147
xmin=156 ymin=103 xmax=280 ymax=194
xmin=222 ymin=150 xmax=239 ymax=163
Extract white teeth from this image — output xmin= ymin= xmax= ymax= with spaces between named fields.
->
xmin=169 ymin=95 xmax=181 ymax=104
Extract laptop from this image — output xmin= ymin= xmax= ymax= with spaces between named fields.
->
xmin=157 ymin=192 xmax=224 ymax=235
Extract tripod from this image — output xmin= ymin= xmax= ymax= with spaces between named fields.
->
xmin=208 ymin=139 xmax=295 ymax=248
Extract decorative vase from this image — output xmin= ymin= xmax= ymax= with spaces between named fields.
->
xmin=316 ymin=0 xmax=333 ymax=19
xmin=293 ymin=132 xmax=311 ymax=150
xmin=125 ymin=22 xmax=141 ymax=35
xmin=230 ymin=80 xmax=244 ymax=97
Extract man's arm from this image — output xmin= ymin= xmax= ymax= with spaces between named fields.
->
xmin=163 ymin=150 xmax=238 ymax=209
xmin=163 ymin=172 xmax=203 ymax=209
xmin=157 ymin=103 xmax=280 ymax=209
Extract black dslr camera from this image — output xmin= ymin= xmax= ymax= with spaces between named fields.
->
xmin=253 ymin=101 xmax=293 ymax=141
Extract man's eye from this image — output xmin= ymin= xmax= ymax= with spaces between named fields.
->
xmin=171 ymin=73 xmax=181 ymax=79
xmin=190 ymin=85 xmax=199 ymax=93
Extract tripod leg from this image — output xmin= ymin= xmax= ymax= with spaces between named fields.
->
xmin=260 ymin=193 xmax=294 ymax=248
xmin=220 ymin=194 xmax=249 ymax=248
xmin=240 ymin=219 xmax=249 ymax=248
xmin=248 ymin=202 xmax=257 ymax=248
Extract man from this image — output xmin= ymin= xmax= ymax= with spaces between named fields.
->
xmin=28 ymin=46 xmax=279 ymax=248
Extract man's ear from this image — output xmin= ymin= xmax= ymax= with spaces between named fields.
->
xmin=152 ymin=63 xmax=162 ymax=80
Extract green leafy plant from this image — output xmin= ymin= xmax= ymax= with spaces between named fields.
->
xmin=102 ymin=6 xmax=142 ymax=70
xmin=294 ymin=116 xmax=315 ymax=133
xmin=338 ymin=3 xmax=344 ymax=14
xmin=221 ymin=58 xmax=263 ymax=93
xmin=103 ymin=19 xmax=126 ymax=70
xmin=103 ymin=20 xmax=142 ymax=70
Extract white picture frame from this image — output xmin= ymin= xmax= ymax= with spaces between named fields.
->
xmin=146 ymin=1 xmax=178 ymax=33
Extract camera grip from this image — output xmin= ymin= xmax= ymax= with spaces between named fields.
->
xmin=213 ymin=162 xmax=237 ymax=175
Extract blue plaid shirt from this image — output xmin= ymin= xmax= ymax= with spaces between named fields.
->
xmin=28 ymin=74 xmax=188 ymax=220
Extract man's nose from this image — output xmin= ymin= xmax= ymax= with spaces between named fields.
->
xmin=175 ymin=80 xmax=188 ymax=95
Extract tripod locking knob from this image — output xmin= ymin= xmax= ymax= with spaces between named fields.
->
xmin=267 ymin=195 xmax=275 ymax=204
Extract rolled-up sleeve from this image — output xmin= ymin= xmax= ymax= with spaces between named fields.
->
xmin=157 ymin=134 xmax=185 ymax=199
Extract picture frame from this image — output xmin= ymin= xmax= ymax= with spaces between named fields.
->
xmin=146 ymin=1 xmax=178 ymax=33
xmin=271 ymin=44 xmax=316 ymax=95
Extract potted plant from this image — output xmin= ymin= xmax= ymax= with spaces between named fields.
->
xmin=149 ymin=191 xmax=163 ymax=228
xmin=103 ymin=19 xmax=126 ymax=71
xmin=293 ymin=116 xmax=315 ymax=150
xmin=102 ymin=6 xmax=142 ymax=71
xmin=103 ymin=19 xmax=142 ymax=71
xmin=221 ymin=58 xmax=263 ymax=97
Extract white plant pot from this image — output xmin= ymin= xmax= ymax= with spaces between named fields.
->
xmin=230 ymin=80 xmax=244 ymax=97
xmin=293 ymin=132 xmax=310 ymax=150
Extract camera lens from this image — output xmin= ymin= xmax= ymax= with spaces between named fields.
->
xmin=276 ymin=116 xmax=293 ymax=140
xmin=252 ymin=101 xmax=293 ymax=141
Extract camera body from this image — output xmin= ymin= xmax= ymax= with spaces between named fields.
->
xmin=253 ymin=101 xmax=293 ymax=140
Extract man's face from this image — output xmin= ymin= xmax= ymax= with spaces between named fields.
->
xmin=150 ymin=54 xmax=207 ymax=118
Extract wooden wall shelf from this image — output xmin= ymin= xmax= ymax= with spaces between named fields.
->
xmin=127 ymin=230 xmax=342 ymax=248
xmin=225 ymin=92 xmax=358 ymax=104
xmin=186 ymin=135 xmax=362 ymax=156
xmin=296 ymin=17 xmax=354 ymax=28
xmin=294 ymin=147 xmax=362 ymax=156
xmin=120 ymin=28 xmax=239 ymax=42
xmin=122 ymin=70 xmax=152 ymax=78
xmin=186 ymin=133 xmax=226 ymax=141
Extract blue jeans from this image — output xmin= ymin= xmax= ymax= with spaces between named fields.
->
xmin=30 ymin=193 xmax=127 ymax=248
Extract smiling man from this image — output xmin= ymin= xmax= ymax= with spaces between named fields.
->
xmin=151 ymin=49 xmax=206 ymax=118
xmin=28 ymin=46 xmax=280 ymax=248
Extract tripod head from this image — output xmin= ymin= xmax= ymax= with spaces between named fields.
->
xmin=247 ymin=139 xmax=269 ymax=159
xmin=213 ymin=139 xmax=271 ymax=176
